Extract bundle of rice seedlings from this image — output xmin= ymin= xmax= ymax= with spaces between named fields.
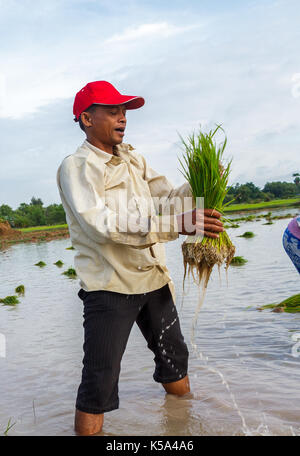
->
xmin=54 ymin=260 xmax=64 ymax=267
xmin=62 ymin=267 xmax=77 ymax=278
xmin=238 ymin=231 xmax=255 ymax=238
xmin=223 ymin=221 xmax=240 ymax=229
xmin=34 ymin=261 xmax=46 ymax=267
xmin=15 ymin=285 xmax=25 ymax=295
xmin=230 ymin=256 xmax=248 ymax=266
xmin=178 ymin=125 xmax=236 ymax=290
xmin=257 ymin=294 xmax=300 ymax=313
xmin=0 ymin=295 xmax=19 ymax=305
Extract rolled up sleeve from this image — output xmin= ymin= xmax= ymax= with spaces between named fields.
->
xmin=57 ymin=156 xmax=179 ymax=247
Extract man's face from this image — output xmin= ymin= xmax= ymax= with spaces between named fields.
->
xmin=82 ymin=104 xmax=127 ymax=146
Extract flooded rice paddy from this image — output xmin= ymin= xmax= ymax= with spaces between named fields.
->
xmin=0 ymin=208 xmax=299 ymax=435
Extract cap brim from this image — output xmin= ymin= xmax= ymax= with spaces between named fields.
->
xmin=93 ymin=95 xmax=145 ymax=110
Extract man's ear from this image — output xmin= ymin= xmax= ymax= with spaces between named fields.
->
xmin=80 ymin=111 xmax=93 ymax=128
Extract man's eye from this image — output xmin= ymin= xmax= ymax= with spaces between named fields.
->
xmin=110 ymin=111 xmax=117 ymax=115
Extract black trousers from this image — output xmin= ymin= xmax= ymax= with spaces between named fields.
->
xmin=75 ymin=283 xmax=189 ymax=414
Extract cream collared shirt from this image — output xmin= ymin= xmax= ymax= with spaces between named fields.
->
xmin=56 ymin=139 xmax=194 ymax=304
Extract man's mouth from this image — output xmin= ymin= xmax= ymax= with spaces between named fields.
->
xmin=115 ymin=127 xmax=125 ymax=136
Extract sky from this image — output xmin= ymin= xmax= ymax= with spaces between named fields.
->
xmin=0 ymin=0 xmax=299 ymax=209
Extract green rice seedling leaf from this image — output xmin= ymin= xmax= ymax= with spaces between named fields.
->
xmin=230 ymin=256 xmax=248 ymax=266
xmin=3 ymin=418 xmax=16 ymax=436
xmin=238 ymin=231 xmax=255 ymax=238
xmin=257 ymin=294 xmax=300 ymax=313
xmin=34 ymin=261 xmax=46 ymax=267
xmin=284 ymin=307 xmax=300 ymax=313
xmin=62 ymin=267 xmax=77 ymax=278
xmin=280 ymin=294 xmax=300 ymax=308
xmin=15 ymin=285 xmax=25 ymax=295
xmin=0 ymin=295 xmax=19 ymax=305
xmin=54 ymin=260 xmax=64 ymax=267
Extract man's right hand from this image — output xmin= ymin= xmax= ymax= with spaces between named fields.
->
xmin=176 ymin=208 xmax=224 ymax=239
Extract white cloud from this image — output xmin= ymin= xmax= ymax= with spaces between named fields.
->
xmin=105 ymin=22 xmax=193 ymax=44
xmin=0 ymin=20 xmax=196 ymax=119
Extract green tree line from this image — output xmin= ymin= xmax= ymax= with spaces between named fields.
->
xmin=224 ymin=174 xmax=300 ymax=204
xmin=0 ymin=197 xmax=66 ymax=228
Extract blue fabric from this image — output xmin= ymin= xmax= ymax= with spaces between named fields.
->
xmin=282 ymin=227 xmax=300 ymax=274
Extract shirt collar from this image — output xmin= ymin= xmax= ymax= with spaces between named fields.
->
xmin=82 ymin=139 xmax=130 ymax=164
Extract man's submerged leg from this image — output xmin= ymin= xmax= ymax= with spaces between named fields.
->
xmin=74 ymin=410 xmax=104 ymax=436
xmin=75 ymin=289 xmax=140 ymax=436
xmin=136 ymin=284 xmax=191 ymax=396
xmin=162 ymin=374 xmax=190 ymax=396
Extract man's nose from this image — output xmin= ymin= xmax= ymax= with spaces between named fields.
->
xmin=118 ymin=109 xmax=126 ymax=122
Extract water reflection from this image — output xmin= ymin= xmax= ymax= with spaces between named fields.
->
xmin=160 ymin=393 xmax=195 ymax=436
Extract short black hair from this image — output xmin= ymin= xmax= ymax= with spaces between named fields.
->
xmin=78 ymin=104 xmax=99 ymax=132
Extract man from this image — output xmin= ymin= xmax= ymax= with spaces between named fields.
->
xmin=56 ymin=81 xmax=224 ymax=436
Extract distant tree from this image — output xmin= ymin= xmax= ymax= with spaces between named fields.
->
xmin=15 ymin=202 xmax=46 ymax=227
xmin=293 ymin=173 xmax=300 ymax=188
xmin=0 ymin=204 xmax=14 ymax=219
xmin=13 ymin=214 xmax=31 ymax=228
xmin=0 ymin=204 xmax=15 ymax=226
xmin=44 ymin=204 xmax=66 ymax=225
xmin=30 ymin=196 xmax=44 ymax=206
xmin=263 ymin=182 xmax=297 ymax=198
xmin=224 ymin=182 xmax=263 ymax=203
xmin=17 ymin=202 xmax=30 ymax=214
xmin=261 ymin=192 xmax=274 ymax=202
xmin=28 ymin=205 xmax=46 ymax=226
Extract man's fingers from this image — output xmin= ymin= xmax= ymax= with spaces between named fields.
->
xmin=186 ymin=226 xmax=222 ymax=237
xmin=194 ymin=226 xmax=220 ymax=238
xmin=204 ymin=231 xmax=219 ymax=238
xmin=195 ymin=218 xmax=224 ymax=229
xmin=195 ymin=224 xmax=224 ymax=236
xmin=203 ymin=208 xmax=222 ymax=219
xmin=203 ymin=223 xmax=224 ymax=232
xmin=203 ymin=217 xmax=223 ymax=227
xmin=194 ymin=221 xmax=224 ymax=237
xmin=195 ymin=209 xmax=223 ymax=223
xmin=195 ymin=217 xmax=223 ymax=227
xmin=180 ymin=209 xmax=225 ymax=235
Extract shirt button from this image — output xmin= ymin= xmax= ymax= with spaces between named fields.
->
xmin=138 ymin=266 xmax=142 ymax=270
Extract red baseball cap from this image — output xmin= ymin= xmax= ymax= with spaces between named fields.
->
xmin=73 ymin=80 xmax=145 ymax=121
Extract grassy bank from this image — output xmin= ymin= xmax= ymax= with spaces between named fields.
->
xmin=0 ymin=222 xmax=69 ymax=249
xmin=224 ymin=197 xmax=300 ymax=213
xmin=18 ymin=224 xmax=68 ymax=232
